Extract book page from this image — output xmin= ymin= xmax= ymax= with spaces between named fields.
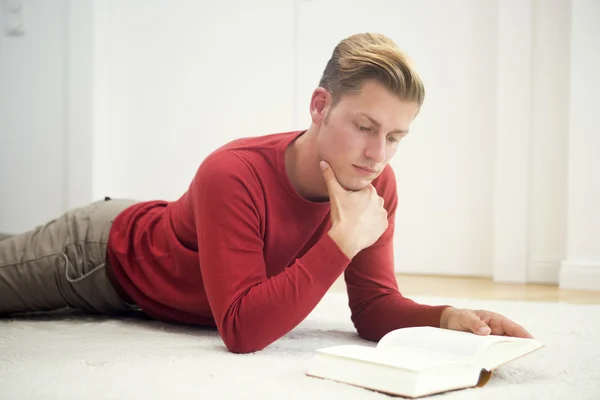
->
xmin=376 ymin=327 xmax=517 ymax=360
xmin=316 ymin=345 xmax=464 ymax=371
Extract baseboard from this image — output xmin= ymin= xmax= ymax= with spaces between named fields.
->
xmin=559 ymin=261 xmax=600 ymax=291
xmin=528 ymin=259 xmax=560 ymax=284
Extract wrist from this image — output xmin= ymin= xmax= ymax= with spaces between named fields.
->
xmin=328 ymin=225 xmax=360 ymax=259
xmin=439 ymin=306 xmax=458 ymax=329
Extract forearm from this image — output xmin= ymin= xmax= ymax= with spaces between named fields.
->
xmin=212 ymin=234 xmax=350 ymax=353
xmin=349 ymin=291 xmax=450 ymax=342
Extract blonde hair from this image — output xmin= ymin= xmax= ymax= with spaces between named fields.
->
xmin=318 ymin=33 xmax=425 ymax=108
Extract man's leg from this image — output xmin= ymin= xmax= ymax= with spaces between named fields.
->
xmin=0 ymin=233 xmax=14 ymax=242
xmin=0 ymin=197 xmax=138 ymax=316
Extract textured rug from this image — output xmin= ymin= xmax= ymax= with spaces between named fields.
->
xmin=1 ymin=292 xmax=598 ymax=400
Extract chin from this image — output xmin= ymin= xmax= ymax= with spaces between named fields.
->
xmin=342 ymin=178 xmax=372 ymax=192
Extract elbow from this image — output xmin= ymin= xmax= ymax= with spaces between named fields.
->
xmin=218 ymin=301 xmax=281 ymax=353
xmin=355 ymin=325 xmax=383 ymax=343
xmin=222 ymin=336 xmax=268 ymax=354
xmin=220 ymin=327 xmax=271 ymax=354
xmin=351 ymin=312 xmax=387 ymax=342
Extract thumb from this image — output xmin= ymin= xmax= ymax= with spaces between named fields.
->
xmin=320 ymin=161 xmax=343 ymax=196
xmin=462 ymin=312 xmax=492 ymax=336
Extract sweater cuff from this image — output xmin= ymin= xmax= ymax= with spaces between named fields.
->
xmin=419 ymin=304 xmax=453 ymax=328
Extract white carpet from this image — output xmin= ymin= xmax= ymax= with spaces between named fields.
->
xmin=1 ymin=292 xmax=599 ymax=400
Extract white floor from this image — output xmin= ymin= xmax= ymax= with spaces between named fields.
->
xmin=1 ymin=292 xmax=598 ymax=399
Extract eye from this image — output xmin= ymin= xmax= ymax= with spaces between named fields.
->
xmin=357 ymin=124 xmax=372 ymax=131
xmin=387 ymin=136 xmax=401 ymax=143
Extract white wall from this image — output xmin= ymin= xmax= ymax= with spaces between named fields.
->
xmin=493 ymin=0 xmax=534 ymax=283
xmin=493 ymin=0 xmax=572 ymax=284
xmin=92 ymin=0 xmax=296 ymax=202
xmin=527 ymin=0 xmax=571 ymax=284
xmin=66 ymin=0 xmax=94 ymax=210
xmin=1 ymin=0 xmax=598 ymax=288
xmin=559 ymin=0 xmax=600 ymax=290
xmin=0 ymin=0 xmax=68 ymax=233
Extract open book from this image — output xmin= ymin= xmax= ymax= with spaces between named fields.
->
xmin=306 ymin=326 xmax=544 ymax=398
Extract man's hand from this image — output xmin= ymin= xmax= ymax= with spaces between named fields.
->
xmin=440 ymin=307 xmax=533 ymax=338
xmin=320 ymin=160 xmax=388 ymax=259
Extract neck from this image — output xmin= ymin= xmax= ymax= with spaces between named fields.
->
xmin=285 ymin=126 xmax=329 ymax=202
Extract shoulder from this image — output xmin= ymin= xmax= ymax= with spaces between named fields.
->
xmin=194 ymin=131 xmax=300 ymax=180
xmin=219 ymin=130 xmax=302 ymax=154
xmin=191 ymin=130 xmax=303 ymax=191
xmin=192 ymin=149 xmax=260 ymax=194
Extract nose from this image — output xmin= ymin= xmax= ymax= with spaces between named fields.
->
xmin=364 ymin=136 xmax=386 ymax=163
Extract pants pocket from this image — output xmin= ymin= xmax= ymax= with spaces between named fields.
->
xmin=62 ymin=242 xmax=129 ymax=315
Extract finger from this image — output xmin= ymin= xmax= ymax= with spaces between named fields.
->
xmin=477 ymin=310 xmax=534 ymax=339
xmin=366 ymin=186 xmax=385 ymax=207
xmin=320 ymin=161 xmax=344 ymax=197
xmin=489 ymin=316 xmax=534 ymax=338
xmin=458 ymin=310 xmax=491 ymax=336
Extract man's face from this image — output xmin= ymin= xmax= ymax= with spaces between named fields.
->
xmin=314 ymin=80 xmax=419 ymax=191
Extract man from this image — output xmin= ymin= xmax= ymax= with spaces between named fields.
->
xmin=0 ymin=33 xmax=532 ymax=353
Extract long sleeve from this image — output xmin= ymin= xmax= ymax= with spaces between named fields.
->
xmin=191 ymin=150 xmax=351 ymax=353
xmin=344 ymin=166 xmax=450 ymax=342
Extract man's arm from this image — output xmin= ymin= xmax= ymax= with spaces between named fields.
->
xmin=343 ymin=166 xmax=450 ymax=342
xmin=342 ymin=166 xmax=533 ymax=340
xmin=191 ymin=151 xmax=351 ymax=353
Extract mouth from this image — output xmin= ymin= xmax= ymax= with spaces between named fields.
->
xmin=353 ymin=165 xmax=378 ymax=175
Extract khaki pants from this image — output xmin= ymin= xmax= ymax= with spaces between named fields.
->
xmin=0 ymin=197 xmax=138 ymax=316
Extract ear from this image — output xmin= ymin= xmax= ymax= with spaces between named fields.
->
xmin=309 ymin=87 xmax=331 ymax=125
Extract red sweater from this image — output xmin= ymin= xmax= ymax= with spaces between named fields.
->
xmin=107 ymin=131 xmax=448 ymax=353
